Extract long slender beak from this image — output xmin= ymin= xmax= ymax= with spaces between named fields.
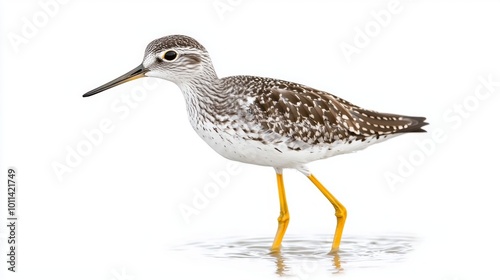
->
xmin=83 ymin=64 xmax=149 ymax=97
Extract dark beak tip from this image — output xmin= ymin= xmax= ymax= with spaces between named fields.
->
xmin=82 ymin=88 xmax=101 ymax=98
xmin=82 ymin=92 xmax=91 ymax=98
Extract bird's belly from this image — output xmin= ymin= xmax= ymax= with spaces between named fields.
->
xmin=193 ymin=125 xmax=394 ymax=168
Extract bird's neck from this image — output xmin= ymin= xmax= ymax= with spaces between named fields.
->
xmin=177 ymin=70 xmax=226 ymax=126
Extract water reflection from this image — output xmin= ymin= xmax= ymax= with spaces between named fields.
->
xmin=174 ymin=234 xmax=416 ymax=275
xmin=269 ymin=245 xmax=342 ymax=276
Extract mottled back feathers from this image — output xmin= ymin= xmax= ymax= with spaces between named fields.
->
xmin=218 ymin=76 xmax=427 ymax=147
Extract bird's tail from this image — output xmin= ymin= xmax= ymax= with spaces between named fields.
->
xmin=350 ymin=107 xmax=428 ymax=135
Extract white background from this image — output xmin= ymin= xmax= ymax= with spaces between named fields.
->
xmin=1 ymin=0 xmax=500 ymax=279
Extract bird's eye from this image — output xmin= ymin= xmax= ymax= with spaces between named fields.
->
xmin=163 ymin=50 xmax=178 ymax=61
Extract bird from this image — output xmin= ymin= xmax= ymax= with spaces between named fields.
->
xmin=83 ymin=34 xmax=427 ymax=253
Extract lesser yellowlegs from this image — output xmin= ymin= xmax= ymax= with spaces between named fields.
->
xmin=83 ymin=35 xmax=427 ymax=252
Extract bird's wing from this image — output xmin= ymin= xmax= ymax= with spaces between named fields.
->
xmin=247 ymin=83 xmax=360 ymax=144
xmin=246 ymin=81 xmax=426 ymax=144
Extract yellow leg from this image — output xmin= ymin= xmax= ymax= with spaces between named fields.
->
xmin=307 ymin=174 xmax=347 ymax=252
xmin=271 ymin=171 xmax=290 ymax=251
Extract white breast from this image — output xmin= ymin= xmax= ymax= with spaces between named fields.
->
xmin=191 ymin=121 xmax=395 ymax=169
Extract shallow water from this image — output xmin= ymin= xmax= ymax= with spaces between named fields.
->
xmin=173 ymin=234 xmax=417 ymax=276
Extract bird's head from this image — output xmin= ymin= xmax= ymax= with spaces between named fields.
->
xmin=83 ymin=35 xmax=215 ymax=97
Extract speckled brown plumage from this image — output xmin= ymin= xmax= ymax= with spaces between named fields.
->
xmin=85 ymin=34 xmax=427 ymax=168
